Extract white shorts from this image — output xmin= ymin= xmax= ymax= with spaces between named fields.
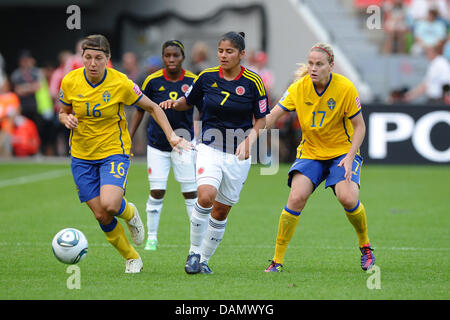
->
xmin=195 ymin=143 xmax=251 ymax=206
xmin=146 ymin=144 xmax=196 ymax=192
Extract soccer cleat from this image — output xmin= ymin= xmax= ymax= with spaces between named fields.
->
xmin=265 ymin=260 xmax=283 ymax=272
xmin=199 ymin=261 xmax=213 ymax=274
xmin=184 ymin=252 xmax=201 ymax=274
xmin=144 ymin=239 xmax=158 ymax=251
xmin=360 ymin=244 xmax=375 ymax=271
xmin=126 ymin=203 xmax=145 ymax=246
xmin=125 ymin=257 xmax=143 ymax=273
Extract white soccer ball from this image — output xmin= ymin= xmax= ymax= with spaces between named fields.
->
xmin=52 ymin=228 xmax=88 ymax=264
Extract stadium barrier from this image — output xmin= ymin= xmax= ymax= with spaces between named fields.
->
xmin=360 ymin=104 xmax=449 ymax=164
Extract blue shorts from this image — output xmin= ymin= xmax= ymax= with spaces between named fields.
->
xmin=287 ymin=154 xmax=363 ymax=190
xmin=71 ymin=154 xmax=131 ymax=202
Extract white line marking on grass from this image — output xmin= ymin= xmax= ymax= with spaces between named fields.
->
xmin=0 ymin=169 xmax=69 ymax=188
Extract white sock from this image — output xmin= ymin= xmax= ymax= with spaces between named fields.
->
xmin=200 ymin=216 xmax=227 ymax=264
xmin=146 ymin=195 xmax=163 ymax=241
xmin=185 ymin=198 xmax=197 ymax=220
xmin=189 ymin=201 xmax=212 ymax=254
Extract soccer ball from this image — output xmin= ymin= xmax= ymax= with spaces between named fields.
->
xmin=52 ymin=228 xmax=88 ymax=264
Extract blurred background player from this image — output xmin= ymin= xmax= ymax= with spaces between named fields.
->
xmin=264 ymin=43 xmax=375 ymax=273
xmin=129 ymin=40 xmax=198 ymax=251
xmin=58 ymin=34 xmax=192 ymax=273
xmin=160 ymin=31 xmax=269 ymax=274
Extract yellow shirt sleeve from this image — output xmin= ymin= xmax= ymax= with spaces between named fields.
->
xmin=59 ymin=75 xmax=72 ymax=106
xmin=277 ymin=81 xmax=299 ymax=112
xmin=122 ymin=77 xmax=144 ymax=106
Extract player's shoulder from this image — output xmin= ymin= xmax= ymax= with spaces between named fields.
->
xmin=331 ymin=73 xmax=356 ymax=90
xmin=106 ymin=67 xmax=130 ymax=81
xmin=63 ymin=67 xmax=84 ymax=82
xmin=242 ymin=67 xmax=266 ymax=96
xmin=197 ymin=66 xmax=220 ymax=79
xmin=183 ymin=69 xmax=198 ymax=80
xmin=142 ymin=69 xmax=164 ymax=89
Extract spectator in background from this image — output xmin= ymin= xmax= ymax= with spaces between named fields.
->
xmin=49 ymin=50 xmax=72 ymax=156
xmin=0 ymin=78 xmax=20 ymax=157
xmin=383 ymin=0 xmax=409 ymax=54
xmin=0 ymin=78 xmax=40 ymax=157
xmin=190 ymin=41 xmax=210 ymax=75
xmin=36 ymin=60 xmax=57 ymax=156
xmin=443 ymin=33 xmax=450 ymax=60
xmin=10 ymin=50 xmax=43 ymax=144
xmin=137 ymin=55 xmax=163 ymax=87
xmin=63 ymin=39 xmax=84 ymax=74
xmin=408 ymin=0 xmax=448 ymax=22
xmin=248 ymin=50 xmax=275 ymax=104
xmin=120 ymin=51 xmax=147 ymax=156
xmin=120 ymin=52 xmax=140 ymax=83
xmin=404 ymin=45 xmax=450 ymax=103
xmin=411 ymin=8 xmax=448 ymax=55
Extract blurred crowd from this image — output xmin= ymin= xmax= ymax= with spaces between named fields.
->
xmin=359 ymin=0 xmax=450 ymax=104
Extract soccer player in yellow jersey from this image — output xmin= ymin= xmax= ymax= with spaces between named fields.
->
xmin=58 ymin=35 xmax=192 ymax=273
xmin=264 ymin=43 xmax=375 ymax=272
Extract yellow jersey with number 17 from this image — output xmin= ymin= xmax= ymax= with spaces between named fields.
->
xmin=277 ymin=73 xmax=362 ymax=160
xmin=59 ymin=67 xmax=143 ymax=160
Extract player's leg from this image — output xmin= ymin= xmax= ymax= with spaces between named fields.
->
xmin=266 ymin=173 xmax=314 ymax=272
xmin=87 ymin=193 xmax=140 ymax=263
xmin=145 ymin=145 xmax=171 ymax=250
xmin=172 ymin=146 xmax=197 ymax=220
xmin=71 ymin=156 xmax=142 ymax=273
xmin=185 ymin=144 xmax=221 ymax=274
xmin=198 ymin=151 xmax=251 ymax=274
xmin=328 ymin=154 xmax=374 ymax=271
xmin=266 ymin=158 xmax=324 ymax=272
xmin=100 ymin=155 xmax=144 ymax=247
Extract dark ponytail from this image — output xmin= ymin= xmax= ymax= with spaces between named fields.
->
xmin=219 ymin=31 xmax=246 ymax=52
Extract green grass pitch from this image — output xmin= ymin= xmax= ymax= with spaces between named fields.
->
xmin=0 ymin=160 xmax=448 ymax=300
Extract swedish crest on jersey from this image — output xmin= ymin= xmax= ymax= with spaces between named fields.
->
xmin=327 ymin=98 xmax=336 ymax=110
xmin=102 ymin=90 xmax=111 ymax=103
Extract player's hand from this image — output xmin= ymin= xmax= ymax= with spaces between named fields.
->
xmin=235 ymin=139 xmax=250 ymax=160
xmin=64 ymin=114 xmax=78 ymax=129
xmin=169 ymin=133 xmax=194 ymax=154
xmin=159 ymin=99 xmax=176 ymax=110
xmin=337 ymin=155 xmax=354 ymax=182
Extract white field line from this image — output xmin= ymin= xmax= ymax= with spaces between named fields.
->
xmin=0 ymin=169 xmax=69 ymax=188
xmin=0 ymin=241 xmax=447 ymax=252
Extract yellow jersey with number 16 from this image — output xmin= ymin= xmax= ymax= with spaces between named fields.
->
xmin=277 ymin=73 xmax=362 ymax=160
xmin=59 ymin=67 xmax=143 ymax=160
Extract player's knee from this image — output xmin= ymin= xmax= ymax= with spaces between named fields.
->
xmin=100 ymin=199 xmax=121 ymax=216
xmin=287 ymin=192 xmax=309 ymax=211
xmin=337 ymin=193 xmax=358 ymax=210
xmin=150 ymin=189 xmax=166 ymax=199
xmin=197 ymin=193 xmax=214 ymax=208
xmin=94 ymin=211 xmax=114 ymax=226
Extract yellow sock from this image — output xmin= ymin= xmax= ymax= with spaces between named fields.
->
xmin=101 ymin=218 xmax=139 ymax=260
xmin=345 ymin=201 xmax=370 ymax=247
xmin=273 ymin=206 xmax=301 ymax=265
xmin=116 ymin=198 xmax=134 ymax=221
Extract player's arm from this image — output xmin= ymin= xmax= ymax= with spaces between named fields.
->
xmin=264 ymin=104 xmax=288 ymax=129
xmin=58 ymin=103 xmax=78 ymax=129
xmin=159 ymin=96 xmax=193 ymax=111
xmin=235 ymin=116 xmax=266 ymax=160
xmin=338 ymin=112 xmax=366 ymax=181
xmin=135 ymin=94 xmax=192 ymax=153
xmin=128 ymin=107 xmax=145 ymax=141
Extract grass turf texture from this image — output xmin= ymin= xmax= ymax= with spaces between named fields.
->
xmin=0 ymin=160 xmax=448 ymax=300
